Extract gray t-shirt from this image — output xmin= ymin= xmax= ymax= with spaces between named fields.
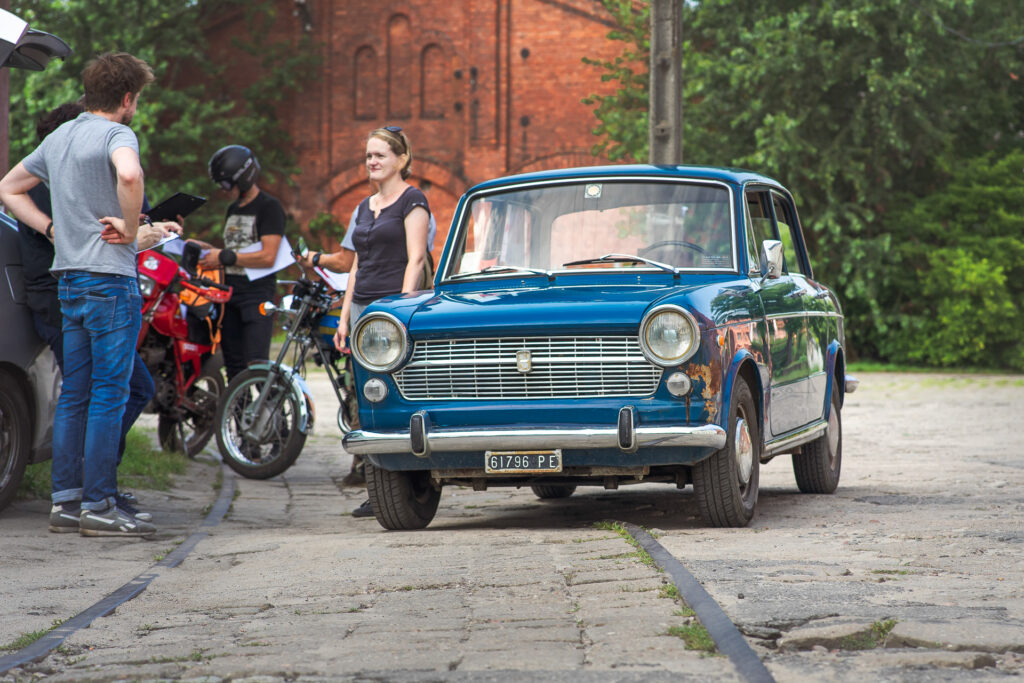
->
xmin=22 ymin=112 xmax=141 ymax=278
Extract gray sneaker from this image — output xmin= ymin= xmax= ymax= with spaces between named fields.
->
xmin=79 ymin=505 xmax=156 ymax=537
xmin=49 ymin=503 xmax=81 ymax=533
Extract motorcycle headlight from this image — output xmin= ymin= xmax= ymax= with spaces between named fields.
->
xmin=352 ymin=312 xmax=409 ymax=373
xmin=138 ymin=274 xmax=155 ymax=298
xmin=639 ymin=305 xmax=700 ymax=367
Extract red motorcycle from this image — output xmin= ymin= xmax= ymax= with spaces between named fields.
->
xmin=136 ymin=245 xmax=232 ymax=457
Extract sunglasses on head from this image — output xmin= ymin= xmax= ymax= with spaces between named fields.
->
xmin=383 ymin=125 xmax=402 ymax=133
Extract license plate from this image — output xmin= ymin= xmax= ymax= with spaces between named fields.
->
xmin=485 ymin=449 xmax=563 ymax=474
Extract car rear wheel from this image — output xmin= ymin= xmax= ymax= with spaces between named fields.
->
xmin=0 ymin=369 xmax=31 ymax=513
xmin=693 ymin=379 xmax=760 ymax=527
xmin=793 ymin=381 xmax=842 ymax=494
xmin=365 ymin=463 xmax=440 ymax=530
xmin=531 ymin=484 xmax=576 ymax=499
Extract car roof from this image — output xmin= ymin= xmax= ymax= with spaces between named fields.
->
xmin=466 ymin=164 xmax=783 ymax=194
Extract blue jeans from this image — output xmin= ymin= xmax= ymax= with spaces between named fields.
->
xmin=52 ymin=272 xmax=141 ymax=511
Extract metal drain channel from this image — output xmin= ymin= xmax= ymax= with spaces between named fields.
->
xmin=0 ymin=467 xmax=236 ymax=675
xmin=620 ymin=522 xmax=776 ymax=683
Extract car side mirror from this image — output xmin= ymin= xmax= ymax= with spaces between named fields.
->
xmin=759 ymin=239 xmax=783 ymax=280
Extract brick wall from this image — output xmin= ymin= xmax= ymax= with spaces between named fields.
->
xmin=211 ymin=0 xmax=625 ymax=257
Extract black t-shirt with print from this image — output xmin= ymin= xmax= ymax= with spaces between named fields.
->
xmin=351 ymin=185 xmax=430 ymax=304
xmin=222 ymin=190 xmax=286 ymax=302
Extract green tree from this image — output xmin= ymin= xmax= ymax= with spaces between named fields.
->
xmin=583 ymin=0 xmax=1024 ymax=367
xmin=8 ymin=0 xmax=318 ymax=238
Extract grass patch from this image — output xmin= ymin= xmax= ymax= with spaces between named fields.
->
xmin=16 ymin=460 xmax=52 ymax=500
xmin=847 ymin=360 xmax=1022 ymax=376
xmin=667 ymin=623 xmax=716 ymax=653
xmin=119 ymin=428 xmax=189 ymax=490
xmin=840 ymin=619 xmax=897 ymax=650
xmin=659 ymin=584 xmax=681 ymax=601
xmin=592 ymin=521 xmax=661 ymax=571
xmin=0 ymin=619 xmax=65 ymax=651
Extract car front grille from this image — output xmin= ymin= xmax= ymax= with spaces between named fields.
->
xmin=394 ymin=336 xmax=662 ymax=400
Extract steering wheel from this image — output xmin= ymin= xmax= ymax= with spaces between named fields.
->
xmin=639 ymin=240 xmax=707 ymax=259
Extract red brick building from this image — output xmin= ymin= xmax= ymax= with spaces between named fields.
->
xmin=208 ymin=0 xmax=624 ymax=257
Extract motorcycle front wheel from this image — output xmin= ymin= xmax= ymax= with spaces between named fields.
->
xmin=158 ymin=353 xmax=225 ymax=458
xmin=215 ymin=367 xmax=307 ymax=479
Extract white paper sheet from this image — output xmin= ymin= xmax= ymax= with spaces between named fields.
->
xmin=242 ymin=236 xmax=296 ymax=280
xmin=141 ymin=233 xmax=182 ymax=253
xmin=313 ymin=267 xmax=349 ymax=292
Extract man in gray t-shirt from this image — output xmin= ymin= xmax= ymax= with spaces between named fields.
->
xmin=0 ymin=51 xmax=157 ymax=538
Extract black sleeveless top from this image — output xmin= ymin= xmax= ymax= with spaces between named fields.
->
xmin=351 ymin=185 xmax=430 ymax=304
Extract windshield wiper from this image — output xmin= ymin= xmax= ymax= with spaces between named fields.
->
xmin=562 ymin=253 xmax=679 ymax=276
xmin=449 ymin=264 xmax=554 ymax=281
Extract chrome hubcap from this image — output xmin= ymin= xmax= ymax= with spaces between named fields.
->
xmin=827 ymin=407 xmax=839 ymax=466
xmin=734 ymin=417 xmax=753 ymax=487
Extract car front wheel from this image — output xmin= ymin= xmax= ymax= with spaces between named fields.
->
xmin=693 ymin=379 xmax=760 ymax=527
xmin=365 ymin=463 xmax=440 ymax=530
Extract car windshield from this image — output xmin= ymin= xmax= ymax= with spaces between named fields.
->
xmin=448 ymin=180 xmax=735 ymax=278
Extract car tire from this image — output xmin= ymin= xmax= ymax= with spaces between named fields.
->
xmin=530 ymin=484 xmax=576 ymax=499
xmin=793 ymin=381 xmax=842 ymax=494
xmin=693 ymin=379 xmax=760 ymax=527
xmin=365 ymin=462 xmax=440 ymax=530
xmin=0 ymin=368 xmax=31 ymax=513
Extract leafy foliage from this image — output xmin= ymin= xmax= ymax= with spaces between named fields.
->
xmin=583 ymin=0 xmax=1024 ymax=369
xmin=8 ymin=0 xmax=318 ymax=238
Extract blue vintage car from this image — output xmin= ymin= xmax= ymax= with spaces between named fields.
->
xmin=343 ymin=165 xmax=856 ymax=530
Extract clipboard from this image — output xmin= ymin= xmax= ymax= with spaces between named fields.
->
xmin=147 ymin=192 xmax=206 ymax=222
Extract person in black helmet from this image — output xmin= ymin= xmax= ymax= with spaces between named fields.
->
xmin=189 ymin=145 xmax=285 ymax=380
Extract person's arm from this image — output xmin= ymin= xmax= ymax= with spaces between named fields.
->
xmin=131 ymin=220 xmax=183 ymax=250
xmin=401 ymin=206 xmax=429 ymax=292
xmin=298 ymin=247 xmax=354 ymax=272
xmin=0 ymin=163 xmax=47 ymax=234
xmin=99 ymin=147 xmax=144 ymax=243
xmin=199 ymin=234 xmax=283 ymax=269
xmin=335 ymin=254 xmax=359 ymax=352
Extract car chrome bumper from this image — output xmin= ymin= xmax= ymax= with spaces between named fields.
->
xmin=343 ymin=423 xmax=727 ymax=456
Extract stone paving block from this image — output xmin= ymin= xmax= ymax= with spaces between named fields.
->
xmin=887 ymin=618 xmax=1024 ymax=653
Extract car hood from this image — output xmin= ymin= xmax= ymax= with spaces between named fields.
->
xmin=379 ymin=282 xmax=710 ymax=338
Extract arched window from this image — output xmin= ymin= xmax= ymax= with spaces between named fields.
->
xmin=354 ymin=46 xmax=378 ymax=120
xmin=387 ymin=15 xmax=412 ymax=118
xmin=420 ymin=44 xmax=445 ymax=119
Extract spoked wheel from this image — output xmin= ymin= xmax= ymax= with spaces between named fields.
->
xmin=158 ymin=354 xmax=225 ymax=457
xmin=793 ymin=382 xmax=842 ymax=493
xmin=531 ymin=484 xmax=576 ymax=499
xmin=216 ymin=368 xmax=307 ymax=479
xmin=365 ymin=462 xmax=440 ymax=530
xmin=693 ymin=379 xmax=760 ymax=527
xmin=0 ymin=369 xmax=31 ymax=513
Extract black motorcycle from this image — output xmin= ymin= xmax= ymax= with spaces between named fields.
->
xmin=214 ymin=277 xmax=359 ymax=479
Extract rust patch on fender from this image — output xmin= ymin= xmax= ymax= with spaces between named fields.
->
xmin=687 ymin=363 xmax=720 ymax=423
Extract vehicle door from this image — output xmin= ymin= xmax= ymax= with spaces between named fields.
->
xmin=771 ymin=191 xmax=831 ymax=425
xmin=745 ymin=186 xmax=810 ymax=437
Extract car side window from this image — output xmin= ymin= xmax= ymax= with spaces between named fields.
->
xmin=744 ymin=189 xmax=775 ymax=272
xmin=771 ymin=193 xmax=803 ymax=275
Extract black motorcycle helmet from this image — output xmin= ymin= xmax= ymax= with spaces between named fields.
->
xmin=208 ymin=145 xmax=261 ymax=193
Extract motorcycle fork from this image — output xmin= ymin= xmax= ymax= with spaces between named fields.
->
xmin=239 ymin=310 xmax=311 ymax=440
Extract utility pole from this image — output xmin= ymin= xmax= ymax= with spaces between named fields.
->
xmin=648 ymin=0 xmax=682 ymax=165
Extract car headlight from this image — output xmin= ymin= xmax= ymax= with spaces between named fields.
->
xmin=352 ymin=312 xmax=409 ymax=373
xmin=138 ymin=274 xmax=155 ymax=297
xmin=639 ymin=305 xmax=700 ymax=366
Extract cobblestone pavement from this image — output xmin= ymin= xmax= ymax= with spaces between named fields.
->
xmin=1 ymin=372 xmax=1022 ymax=681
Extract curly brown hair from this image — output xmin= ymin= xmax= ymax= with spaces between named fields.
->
xmin=81 ymin=52 xmax=154 ymax=113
